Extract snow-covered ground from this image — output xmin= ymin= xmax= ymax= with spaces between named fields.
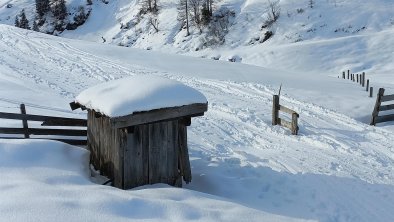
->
xmin=0 ymin=25 xmax=394 ymax=221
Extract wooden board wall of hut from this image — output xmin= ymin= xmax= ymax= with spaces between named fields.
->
xmin=87 ymin=110 xmax=192 ymax=189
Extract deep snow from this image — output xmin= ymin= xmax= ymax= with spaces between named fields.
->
xmin=0 ymin=25 xmax=394 ymax=221
xmin=76 ymin=75 xmax=207 ymax=117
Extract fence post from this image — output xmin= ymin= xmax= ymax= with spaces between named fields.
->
xmin=370 ymin=88 xmax=385 ymax=125
xmin=20 ymin=104 xmax=29 ymax=138
xmin=370 ymin=87 xmax=373 ymax=97
xmin=347 ymin=70 xmax=350 ymax=79
xmin=357 ymin=74 xmax=359 ymax=83
xmin=272 ymin=95 xmax=279 ymax=125
xmin=366 ymin=80 xmax=369 ymax=91
xmin=362 ymin=72 xmax=365 ymax=87
xmin=342 ymin=72 xmax=345 ymax=79
xmin=291 ymin=113 xmax=299 ymax=135
xmin=353 ymin=74 xmax=355 ymax=82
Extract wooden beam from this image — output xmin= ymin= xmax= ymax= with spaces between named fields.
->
xmin=0 ymin=127 xmax=87 ymax=136
xmin=279 ymin=105 xmax=297 ymax=115
xmin=272 ymin=95 xmax=279 ymax=125
xmin=376 ymin=114 xmax=394 ymax=124
xmin=379 ymin=104 xmax=394 ymax=111
xmin=178 ymin=123 xmax=192 ymax=183
xmin=0 ymin=137 xmax=86 ymax=146
xmin=110 ymin=103 xmax=208 ymax=128
xmin=381 ymin=94 xmax=394 ymax=102
xmin=0 ymin=112 xmax=86 ymax=123
xmin=291 ymin=113 xmax=299 ymax=135
xmin=41 ymin=118 xmax=87 ymax=127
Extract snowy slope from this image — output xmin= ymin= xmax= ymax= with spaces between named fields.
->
xmin=1 ymin=25 xmax=394 ymax=221
xmin=1 ymin=0 xmax=394 ymax=75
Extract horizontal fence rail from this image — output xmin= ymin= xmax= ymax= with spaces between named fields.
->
xmin=370 ymin=88 xmax=394 ymax=125
xmin=0 ymin=104 xmax=87 ymax=145
xmin=272 ymin=95 xmax=299 ymax=135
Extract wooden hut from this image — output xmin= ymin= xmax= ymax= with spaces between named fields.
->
xmin=70 ymin=76 xmax=208 ymax=189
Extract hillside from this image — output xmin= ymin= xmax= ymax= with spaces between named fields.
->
xmin=0 ymin=24 xmax=394 ymax=221
xmin=1 ymin=0 xmax=394 ymax=74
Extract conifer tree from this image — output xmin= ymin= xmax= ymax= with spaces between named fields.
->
xmin=33 ymin=20 xmax=39 ymax=31
xmin=52 ymin=0 xmax=67 ymax=20
xmin=15 ymin=16 xmax=20 ymax=28
xmin=19 ymin=9 xmax=30 ymax=30
xmin=36 ymin=0 xmax=50 ymax=17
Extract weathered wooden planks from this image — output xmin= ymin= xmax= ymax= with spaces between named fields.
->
xmin=90 ymin=108 xmax=194 ymax=189
xmin=110 ymin=103 xmax=208 ymax=128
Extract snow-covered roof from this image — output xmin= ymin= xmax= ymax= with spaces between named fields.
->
xmin=75 ymin=75 xmax=207 ymax=117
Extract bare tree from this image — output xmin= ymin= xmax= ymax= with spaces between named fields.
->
xmin=262 ymin=0 xmax=280 ymax=28
xmin=177 ymin=0 xmax=190 ymax=36
xmin=149 ymin=17 xmax=159 ymax=32
xmin=189 ymin=0 xmax=203 ymax=32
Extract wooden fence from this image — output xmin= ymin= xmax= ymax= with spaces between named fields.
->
xmin=272 ymin=95 xmax=299 ymax=135
xmin=0 ymin=104 xmax=87 ymax=145
xmin=370 ymin=88 xmax=394 ymax=125
xmin=340 ymin=70 xmax=374 ymax=97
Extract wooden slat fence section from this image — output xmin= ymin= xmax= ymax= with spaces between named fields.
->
xmin=0 ymin=128 xmax=87 ymax=136
xmin=272 ymin=95 xmax=299 ymax=135
xmin=0 ymin=104 xmax=87 ymax=145
xmin=279 ymin=105 xmax=297 ymax=115
xmin=381 ymin=94 xmax=394 ymax=103
xmin=376 ymin=114 xmax=394 ymax=124
xmin=0 ymin=137 xmax=87 ymax=145
xmin=370 ymin=88 xmax=394 ymax=125
xmin=0 ymin=112 xmax=87 ymax=126
xmin=379 ymin=104 xmax=394 ymax=112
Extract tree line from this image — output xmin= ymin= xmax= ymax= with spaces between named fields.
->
xmin=15 ymin=0 xmax=89 ymax=33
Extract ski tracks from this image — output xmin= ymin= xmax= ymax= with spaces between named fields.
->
xmin=174 ymin=76 xmax=394 ymax=185
xmin=0 ymin=28 xmax=156 ymax=99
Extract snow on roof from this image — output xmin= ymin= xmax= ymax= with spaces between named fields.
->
xmin=75 ymin=75 xmax=207 ymax=117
